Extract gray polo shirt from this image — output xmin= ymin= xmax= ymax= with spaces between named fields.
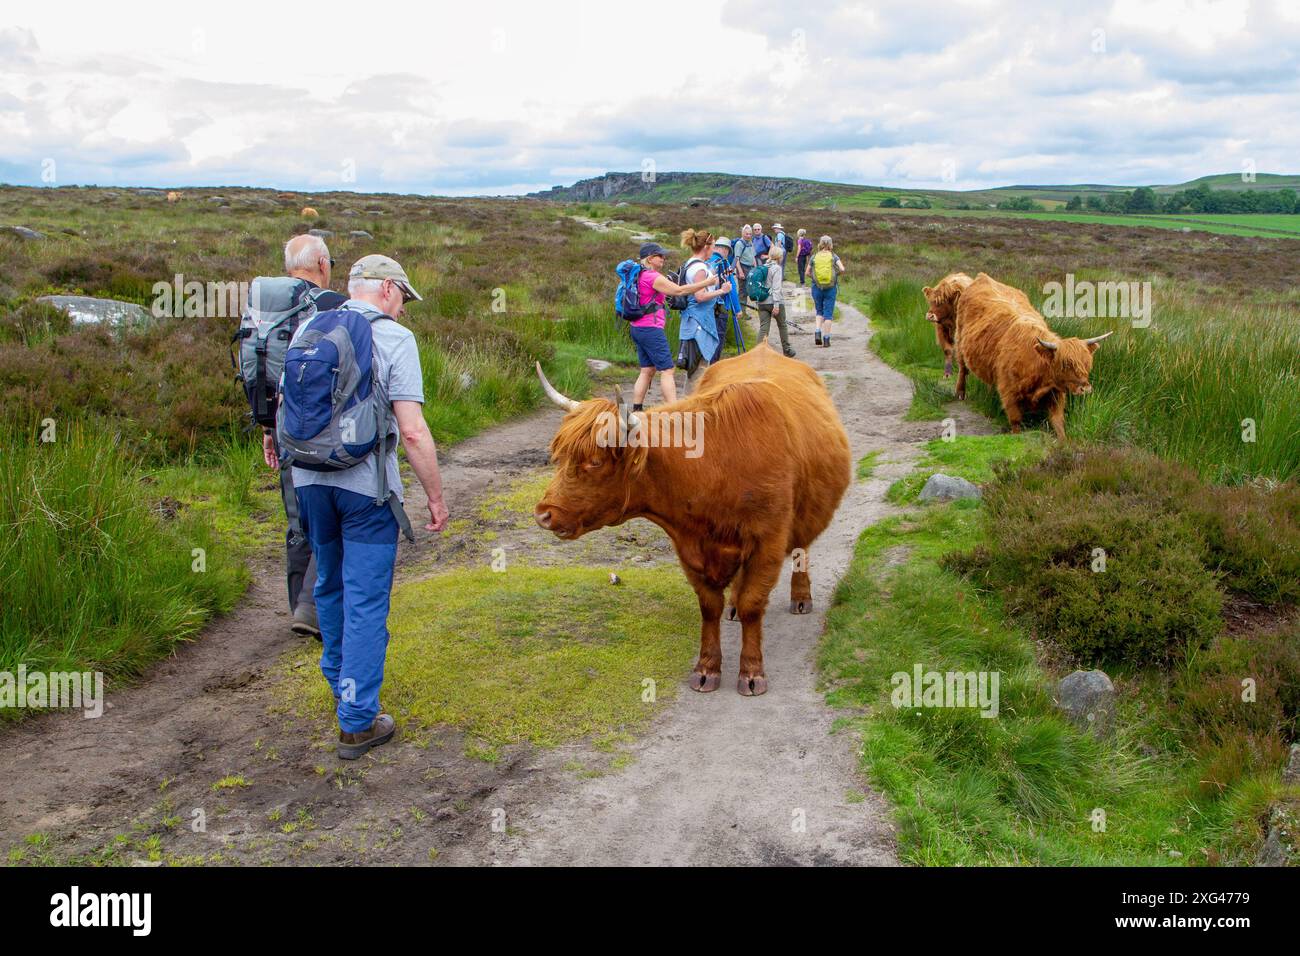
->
xmin=290 ymin=298 xmax=424 ymax=502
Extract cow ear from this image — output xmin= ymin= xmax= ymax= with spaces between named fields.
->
xmin=922 ymin=286 xmax=932 ymax=297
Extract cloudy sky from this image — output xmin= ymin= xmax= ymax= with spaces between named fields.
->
xmin=2 ymin=0 xmax=1297 ymax=195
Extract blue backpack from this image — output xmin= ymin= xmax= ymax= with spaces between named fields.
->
xmin=614 ymin=260 xmax=650 ymax=321
xmin=276 ymin=307 xmax=414 ymax=539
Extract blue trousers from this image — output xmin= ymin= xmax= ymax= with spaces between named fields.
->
xmin=811 ymin=283 xmax=838 ymax=320
xmin=295 ymin=485 xmax=399 ymax=733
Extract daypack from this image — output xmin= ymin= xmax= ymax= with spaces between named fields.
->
xmin=779 ymin=232 xmax=795 ymax=254
xmin=746 ymin=263 xmax=771 ymax=301
xmin=232 ymin=277 xmax=329 ymax=428
xmin=614 ymin=260 xmax=652 ymax=321
xmin=665 ymin=257 xmax=705 ymax=312
xmin=812 ymin=250 xmax=838 ymax=289
xmin=275 ymin=307 xmax=413 ymax=540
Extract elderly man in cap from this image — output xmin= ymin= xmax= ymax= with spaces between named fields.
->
xmin=285 ymin=254 xmax=450 ymax=759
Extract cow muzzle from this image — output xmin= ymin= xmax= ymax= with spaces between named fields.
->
xmin=535 ymin=504 xmax=576 ymax=538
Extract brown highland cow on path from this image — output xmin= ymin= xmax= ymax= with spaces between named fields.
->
xmin=949 ymin=272 xmax=1112 ymax=439
xmin=533 ymin=345 xmax=852 ymax=696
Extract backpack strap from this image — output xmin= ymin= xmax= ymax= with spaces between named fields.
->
xmin=362 ymin=311 xmax=417 ymax=543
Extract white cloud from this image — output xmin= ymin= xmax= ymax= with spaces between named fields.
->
xmin=0 ymin=0 xmax=1296 ymax=193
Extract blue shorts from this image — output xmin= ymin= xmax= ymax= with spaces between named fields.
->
xmin=811 ymin=283 xmax=838 ymax=320
xmin=629 ymin=323 xmax=674 ymax=371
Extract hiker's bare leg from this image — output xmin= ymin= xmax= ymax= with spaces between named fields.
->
xmin=633 ymin=367 xmax=654 ymax=405
xmin=659 ymin=368 xmax=678 ymax=404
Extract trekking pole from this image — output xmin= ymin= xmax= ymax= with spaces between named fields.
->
xmin=733 ymin=309 xmax=746 ymax=353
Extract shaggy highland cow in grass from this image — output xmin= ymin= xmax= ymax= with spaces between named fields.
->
xmin=922 ymin=271 xmax=974 ymax=376
xmin=533 ymin=345 xmax=851 ymax=696
xmin=950 ymin=272 xmax=1113 ymax=439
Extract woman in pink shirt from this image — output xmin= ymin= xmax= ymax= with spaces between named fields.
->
xmin=629 ymin=241 xmax=715 ymax=410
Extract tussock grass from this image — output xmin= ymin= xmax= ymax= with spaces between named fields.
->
xmin=0 ymin=428 xmax=246 ymax=711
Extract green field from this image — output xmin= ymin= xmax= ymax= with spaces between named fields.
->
xmin=541 ymin=171 xmax=1300 ymax=240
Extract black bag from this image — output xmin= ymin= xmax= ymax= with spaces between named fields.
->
xmin=665 ymin=257 xmax=704 ymax=312
xmin=780 ymin=232 xmax=795 ymax=253
xmin=675 ymin=337 xmax=703 ymax=374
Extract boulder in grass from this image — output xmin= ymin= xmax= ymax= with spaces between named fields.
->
xmin=585 ymin=359 xmax=612 ymax=374
xmin=36 ymin=295 xmax=151 ymax=327
xmin=5 ymin=225 xmax=45 ymax=240
xmin=918 ymin=473 xmax=981 ymax=501
xmin=348 ymin=230 xmax=373 ymax=240
xmin=308 ymin=228 xmax=333 ymax=238
xmin=1054 ymin=669 xmax=1116 ymax=737
xmin=1283 ymin=744 xmax=1300 ymax=785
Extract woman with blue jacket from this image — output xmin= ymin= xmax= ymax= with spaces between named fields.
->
xmin=676 ymin=228 xmax=733 ymax=389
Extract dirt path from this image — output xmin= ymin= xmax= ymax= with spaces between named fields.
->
xmin=0 ymin=293 xmax=988 ymax=867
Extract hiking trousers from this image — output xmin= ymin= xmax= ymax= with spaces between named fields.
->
xmin=296 ymin=485 xmax=399 ymax=733
xmin=281 ymin=463 xmax=317 ymax=615
xmin=757 ymin=302 xmax=794 ymax=355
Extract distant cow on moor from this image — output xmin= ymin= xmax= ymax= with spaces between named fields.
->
xmin=533 ymin=345 xmax=852 ymax=696
xmin=944 ymin=272 xmax=1113 ymax=440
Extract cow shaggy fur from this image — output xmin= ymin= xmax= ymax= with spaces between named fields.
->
xmin=536 ymin=346 xmax=851 ymax=696
xmin=950 ymin=272 xmax=1109 ymax=439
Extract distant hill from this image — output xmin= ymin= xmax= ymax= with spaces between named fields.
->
xmin=529 ymin=171 xmax=1300 ymax=210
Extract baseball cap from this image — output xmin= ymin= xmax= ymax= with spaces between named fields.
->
xmin=639 ymin=242 xmax=669 ymax=259
xmin=349 ymin=254 xmax=422 ymax=301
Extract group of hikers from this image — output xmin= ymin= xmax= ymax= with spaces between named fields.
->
xmin=236 ymin=221 xmax=844 ymax=762
xmin=615 ymin=222 xmax=847 ymax=409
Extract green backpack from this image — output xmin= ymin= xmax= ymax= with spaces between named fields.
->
xmin=745 ymin=263 xmax=771 ymax=301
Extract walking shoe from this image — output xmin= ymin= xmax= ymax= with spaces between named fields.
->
xmin=814 ymin=331 xmax=823 ymax=346
xmin=291 ymin=602 xmax=321 ymax=640
xmin=824 ymin=335 xmax=831 ymax=347
xmin=784 ymin=348 xmax=797 ymax=358
xmin=337 ymin=714 xmax=396 ymax=760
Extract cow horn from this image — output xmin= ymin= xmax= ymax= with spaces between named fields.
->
xmin=1083 ymin=331 xmax=1115 ymax=346
xmin=1037 ymin=338 xmax=1059 ymax=351
xmin=535 ymin=362 xmax=579 ymax=412
xmin=613 ymin=384 xmax=640 ymax=432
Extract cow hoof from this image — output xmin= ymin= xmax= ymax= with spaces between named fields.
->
xmin=737 ymin=674 xmax=768 ymax=696
xmin=724 ymin=605 xmax=739 ymax=622
xmin=690 ymin=671 xmax=721 ymax=693
xmin=955 ymin=390 xmax=966 ymax=401
xmin=790 ymin=599 xmax=813 ymax=614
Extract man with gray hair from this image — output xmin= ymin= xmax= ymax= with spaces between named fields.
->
xmin=261 ymin=234 xmax=347 ymax=638
xmin=279 ymin=254 xmax=449 ymax=759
